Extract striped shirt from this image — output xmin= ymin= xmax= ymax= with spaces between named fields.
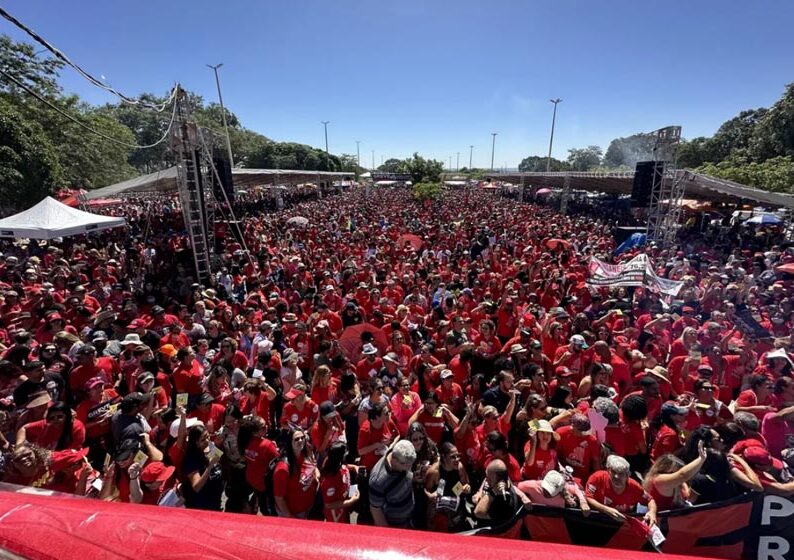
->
xmin=368 ymin=452 xmax=414 ymax=528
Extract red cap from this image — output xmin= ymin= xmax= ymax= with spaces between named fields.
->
xmin=48 ymin=313 xmax=64 ymax=322
xmin=50 ymin=448 xmax=89 ymax=471
xmin=140 ymin=461 xmax=176 ymax=483
xmin=555 ymin=366 xmax=573 ymax=377
xmin=743 ymin=446 xmax=784 ymax=470
xmin=128 ymin=318 xmax=147 ymax=329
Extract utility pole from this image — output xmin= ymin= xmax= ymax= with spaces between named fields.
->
xmin=469 ymin=145 xmax=474 ymax=169
xmin=456 ymin=152 xmax=460 ymax=171
xmin=206 ymin=63 xmax=234 ymax=168
xmin=321 ymin=121 xmax=330 ymax=170
xmin=355 ymin=140 xmax=361 ymax=167
xmin=546 ymin=98 xmax=562 ymax=172
xmin=490 ymin=133 xmax=498 ymax=171
xmin=371 ymin=150 xmax=375 ymax=170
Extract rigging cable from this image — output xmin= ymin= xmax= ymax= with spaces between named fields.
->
xmin=0 ymin=68 xmax=178 ymax=150
xmin=0 ymin=6 xmax=177 ymax=111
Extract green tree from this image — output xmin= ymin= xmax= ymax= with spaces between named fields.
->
xmin=602 ymin=133 xmax=655 ymax=168
xmin=750 ymin=83 xmax=794 ymax=162
xmin=0 ymin=97 xmax=61 ymax=211
xmin=518 ymin=155 xmax=569 ymax=172
xmin=377 ymin=158 xmax=405 ymax=173
xmin=697 ymin=154 xmax=794 ymax=193
xmin=404 ymin=152 xmax=444 ymax=183
xmin=0 ymin=35 xmax=63 ymax=97
xmin=412 ymin=181 xmax=444 ymax=201
xmin=567 ymin=145 xmax=603 ymax=171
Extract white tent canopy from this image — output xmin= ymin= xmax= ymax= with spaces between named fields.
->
xmin=0 ymin=197 xmax=126 ymax=240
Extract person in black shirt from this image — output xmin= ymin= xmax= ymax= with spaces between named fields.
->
xmin=481 ymin=371 xmax=514 ymax=414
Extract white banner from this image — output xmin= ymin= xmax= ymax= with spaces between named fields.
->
xmin=587 ymin=254 xmax=683 ymax=297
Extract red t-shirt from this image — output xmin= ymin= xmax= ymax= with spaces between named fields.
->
xmin=736 ymin=389 xmax=770 ymax=422
xmin=416 ymin=409 xmax=446 ymax=444
xmin=281 ymin=399 xmax=319 ymax=431
xmin=172 ymin=360 xmax=204 ymax=395
xmin=521 ymin=441 xmax=558 ymax=480
xmin=273 ymin=454 xmax=318 ymax=515
xmin=244 ymin=436 xmax=278 ymax=492
xmin=585 ymin=470 xmax=649 ymax=512
xmin=188 ymin=403 xmax=226 ymax=434
xmin=321 ymin=465 xmax=351 ymax=522
xmin=23 ymin=418 xmax=86 ymax=450
xmin=605 ymin=421 xmax=646 ymax=457
xmin=357 ymin=419 xmax=398 ymax=471
xmin=556 ymin=426 xmax=600 ymax=481
xmin=651 ymin=424 xmax=683 ymax=460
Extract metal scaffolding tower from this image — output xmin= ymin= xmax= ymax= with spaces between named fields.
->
xmin=645 ymin=126 xmax=685 ymax=248
xmin=170 ymin=86 xmax=247 ymax=284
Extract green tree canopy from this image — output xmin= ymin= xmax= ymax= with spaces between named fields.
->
xmin=567 ymin=146 xmax=603 ymax=171
xmin=518 ymin=155 xmax=570 ymax=172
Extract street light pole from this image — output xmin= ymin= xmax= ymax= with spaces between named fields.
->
xmin=371 ymin=150 xmax=375 ymax=170
xmin=206 ymin=63 xmax=235 ymax=168
xmin=355 ymin=140 xmax=361 ymax=167
xmin=546 ymin=98 xmax=562 ymax=172
xmin=456 ymin=152 xmax=460 ymax=171
xmin=321 ymin=121 xmax=330 ymax=170
xmin=469 ymin=145 xmax=474 ymax=169
xmin=490 ymin=133 xmax=498 ymax=171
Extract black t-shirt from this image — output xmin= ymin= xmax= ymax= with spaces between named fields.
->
xmin=182 ymin=451 xmax=223 ymax=510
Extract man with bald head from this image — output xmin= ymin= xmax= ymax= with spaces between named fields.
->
xmin=473 ymin=459 xmax=531 ymax=526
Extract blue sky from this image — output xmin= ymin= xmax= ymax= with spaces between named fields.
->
xmin=3 ymin=1 xmax=794 ymax=169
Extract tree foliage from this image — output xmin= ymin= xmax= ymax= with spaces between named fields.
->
xmin=602 ymin=133 xmax=655 ymax=168
xmin=696 ymin=155 xmax=794 ymax=193
xmin=517 ymin=155 xmax=570 ymax=172
xmin=412 ymin=181 xmax=444 ymax=201
xmin=567 ymin=146 xmax=603 ymax=171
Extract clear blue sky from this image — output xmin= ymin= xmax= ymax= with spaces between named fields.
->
xmin=3 ymin=0 xmax=794 ymax=169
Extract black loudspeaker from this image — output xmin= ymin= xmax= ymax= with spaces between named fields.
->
xmin=212 ymin=153 xmax=235 ymax=203
xmin=631 ymin=161 xmax=660 ymax=208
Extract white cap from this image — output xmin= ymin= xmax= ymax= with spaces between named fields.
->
xmin=540 ymin=470 xmax=566 ymax=497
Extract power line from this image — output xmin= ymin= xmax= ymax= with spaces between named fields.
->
xmin=0 ymin=68 xmax=178 ymax=150
xmin=0 ymin=6 xmax=177 ymax=112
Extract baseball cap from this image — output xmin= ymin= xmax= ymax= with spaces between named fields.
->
xmin=661 ymin=402 xmax=689 ymax=417
xmin=319 ymin=400 xmax=336 ymax=419
xmin=140 ymin=461 xmax=176 ymax=484
xmin=440 ymin=369 xmax=454 ymax=380
xmin=285 ymin=384 xmax=307 ymax=399
xmin=743 ymin=446 xmax=784 ymax=470
xmin=570 ymin=334 xmax=588 ymax=349
xmin=540 ymin=470 xmax=566 ymax=497
xmin=84 ymin=376 xmax=105 ymax=390
xmin=50 ymin=448 xmax=89 ymax=471
xmin=555 ymin=366 xmax=573 ymax=378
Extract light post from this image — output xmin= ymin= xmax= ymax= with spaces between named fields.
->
xmin=546 ymin=98 xmax=562 ymax=172
xmin=456 ymin=152 xmax=460 ymax=171
xmin=371 ymin=150 xmax=375 ymax=170
xmin=469 ymin=145 xmax=474 ymax=169
xmin=206 ymin=63 xmax=235 ymax=168
xmin=355 ymin=140 xmax=360 ymax=168
xmin=490 ymin=132 xmax=498 ymax=171
xmin=321 ymin=121 xmax=330 ymax=170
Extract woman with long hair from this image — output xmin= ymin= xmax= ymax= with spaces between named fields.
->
xmin=182 ymin=424 xmax=224 ymax=510
xmin=273 ymin=428 xmax=319 ymax=518
xmin=237 ymin=414 xmax=278 ymax=515
xmin=405 ymin=421 xmax=439 ymax=529
xmin=522 ymin=419 xmax=559 ymax=481
xmin=16 ymin=401 xmax=85 ymax=451
xmin=643 ymin=442 xmax=707 ymax=511
xmin=681 ymin=426 xmax=762 ymax=504
xmin=424 ymin=441 xmax=471 ymax=531
xmin=319 ymin=441 xmax=359 ymax=523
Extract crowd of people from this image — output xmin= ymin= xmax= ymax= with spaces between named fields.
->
xmin=1 ymin=184 xmax=793 ymax=537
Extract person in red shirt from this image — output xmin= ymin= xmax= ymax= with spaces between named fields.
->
xmin=75 ymin=376 xmax=120 ymax=441
xmin=128 ymin=461 xmax=176 ymax=505
xmin=69 ymin=344 xmax=119 ymax=395
xmin=556 ymin=413 xmax=601 ymax=482
xmin=522 ymin=419 xmax=559 ymax=480
xmin=238 ymin=415 xmax=279 ymax=515
xmin=172 ymin=346 xmax=204 ymax=396
xmin=215 ymin=337 xmax=249 ymax=372
xmin=320 ymin=441 xmax=359 ymax=523
xmin=651 ymin=402 xmax=689 ymax=460
xmin=408 ymin=392 xmax=460 ymax=445
xmin=16 ymin=401 xmax=86 ymax=451
xmin=735 ymin=374 xmax=775 ymax=422
xmin=435 ymin=369 xmax=465 ymax=417
xmin=357 ymin=402 xmax=399 ymax=471
xmin=585 ymin=455 xmax=657 ymax=524
xmin=553 ymin=335 xmax=589 ymax=382
xmin=355 ymin=344 xmax=383 ymax=383
xmin=281 ymin=383 xmax=319 ymax=431
xmin=188 ymin=393 xmax=226 ymax=435
xmin=273 ymin=428 xmax=319 ymax=518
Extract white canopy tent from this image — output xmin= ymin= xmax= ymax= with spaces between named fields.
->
xmin=0 ymin=197 xmax=126 ymax=240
